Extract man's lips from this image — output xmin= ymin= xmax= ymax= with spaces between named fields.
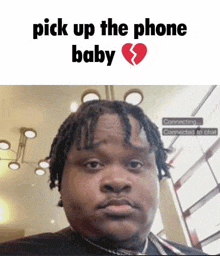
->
xmin=97 ymin=198 xmax=136 ymax=216
xmin=97 ymin=198 xmax=134 ymax=208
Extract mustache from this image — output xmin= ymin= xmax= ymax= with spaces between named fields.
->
xmin=96 ymin=197 xmax=140 ymax=209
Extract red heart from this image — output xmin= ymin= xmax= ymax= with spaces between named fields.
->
xmin=122 ymin=43 xmax=147 ymax=65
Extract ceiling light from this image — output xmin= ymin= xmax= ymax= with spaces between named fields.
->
xmin=81 ymin=90 xmax=101 ymax=103
xmin=35 ymin=168 xmax=46 ymax=176
xmin=8 ymin=162 xmax=20 ymax=170
xmin=124 ymin=89 xmax=144 ymax=105
xmin=38 ymin=160 xmax=49 ymax=169
xmin=0 ymin=140 xmax=11 ymax=150
xmin=23 ymin=128 xmax=37 ymax=139
xmin=70 ymin=101 xmax=79 ymax=112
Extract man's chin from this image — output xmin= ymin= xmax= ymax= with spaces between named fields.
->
xmin=93 ymin=221 xmax=145 ymax=244
xmin=89 ymin=226 xmax=146 ymax=251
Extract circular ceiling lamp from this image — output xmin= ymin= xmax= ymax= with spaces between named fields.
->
xmin=81 ymin=90 xmax=101 ymax=103
xmin=124 ymin=89 xmax=144 ymax=105
xmin=23 ymin=128 xmax=37 ymax=139
xmin=35 ymin=168 xmax=46 ymax=176
xmin=0 ymin=140 xmax=11 ymax=150
xmin=70 ymin=101 xmax=79 ymax=113
xmin=8 ymin=162 xmax=20 ymax=170
xmin=38 ymin=159 xmax=49 ymax=169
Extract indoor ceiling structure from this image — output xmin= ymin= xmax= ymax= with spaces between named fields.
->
xmin=0 ymin=85 xmax=216 ymax=236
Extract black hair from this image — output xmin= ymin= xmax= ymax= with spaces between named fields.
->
xmin=48 ymin=100 xmax=170 ymax=206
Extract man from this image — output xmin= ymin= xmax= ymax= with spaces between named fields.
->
xmin=0 ymin=100 xmax=206 ymax=255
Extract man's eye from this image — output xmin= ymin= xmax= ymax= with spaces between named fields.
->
xmin=85 ymin=161 xmax=102 ymax=169
xmin=128 ymin=160 xmax=143 ymax=169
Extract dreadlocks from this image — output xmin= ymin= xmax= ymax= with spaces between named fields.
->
xmin=48 ymin=100 xmax=170 ymax=206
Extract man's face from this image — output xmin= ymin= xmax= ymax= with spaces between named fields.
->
xmin=61 ymin=114 xmax=159 ymax=247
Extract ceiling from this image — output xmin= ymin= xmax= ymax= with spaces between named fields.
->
xmin=0 ymin=85 xmax=216 ymax=236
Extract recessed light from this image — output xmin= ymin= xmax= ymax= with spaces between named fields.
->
xmin=0 ymin=140 xmax=11 ymax=150
xmin=81 ymin=90 xmax=101 ymax=103
xmin=35 ymin=168 xmax=46 ymax=176
xmin=38 ymin=160 xmax=49 ymax=169
xmin=22 ymin=128 xmax=37 ymax=139
xmin=124 ymin=89 xmax=144 ymax=105
xmin=8 ymin=162 xmax=20 ymax=170
xmin=70 ymin=101 xmax=79 ymax=112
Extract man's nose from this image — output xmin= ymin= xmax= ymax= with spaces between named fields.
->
xmin=100 ymin=166 xmax=132 ymax=194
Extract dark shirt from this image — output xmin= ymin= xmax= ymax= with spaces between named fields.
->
xmin=0 ymin=227 xmax=207 ymax=255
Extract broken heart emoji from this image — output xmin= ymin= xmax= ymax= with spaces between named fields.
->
xmin=122 ymin=43 xmax=147 ymax=65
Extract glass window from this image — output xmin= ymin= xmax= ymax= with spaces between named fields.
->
xmin=177 ymin=162 xmax=217 ymax=211
xmin=208 ymin=147 xmax=220 ymax=183
xmin=202 ymin=237 xmax=220 ymax=255
xmin=167 ymin=86 xmax=220 ymax=255
xmin=168 ymin=136 xmax=203 ymax=183
xmin=186 ymin=193 xmax=220 ymax=241
xmin=196 ymin=86 xmax=220 ymax=152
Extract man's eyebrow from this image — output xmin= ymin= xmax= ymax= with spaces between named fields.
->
xmin=82 ymin=140 xmax=106 ymax=151
xmin=82 ymin=140 xmax=153 ymax=153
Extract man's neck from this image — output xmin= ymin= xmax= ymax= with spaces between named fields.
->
xmin=69 ymin=225 xmax=148 ymax=253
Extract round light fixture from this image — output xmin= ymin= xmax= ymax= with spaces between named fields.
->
xmin=81 ymin=90 xmax=101 ymax=103
xmin=70 ymin=101 xmax=79 ymax=112
xmin=22 ymin=128 xmax=37 ymax=139
xmin=8 ymin=162 xmax=20 ymax=170
xmin=38 ymin=160 xmax=49 ymax=169
xmin=0 ymin=140 xmax=11 ymax=150
xmin=35 ymin=168 xmax=46 ymax=176
xmin=124 ymin=89 xmax=144 ymax=105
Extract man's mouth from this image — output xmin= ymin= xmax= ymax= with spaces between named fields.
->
xmin=104 ymin=204 xmax=133 ymax=214
xmin=97 ymin=198 xmax=136 ymax=216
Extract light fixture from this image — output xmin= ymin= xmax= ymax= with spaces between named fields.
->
xmin=0 ymin=140 xmax=11 ymax=150
xmin=70 ymin=101 xmax=79 ymax=112
xmin=124 ymin=89 xmax=144 ymax=105
xmin=8 ymin=162 xmax=20 ymax=170
xmin=38 ymin=159 xmax=49 ymax=169
xmin=81 ymin=90 xmax=101 ymax=103
xmin=35 ymin=168 xmax=46 ymax=176
xmin=22 ymin=128 xmax=37 ymax=139
xmin=0 ymin=127 xmax=37 ymax=171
